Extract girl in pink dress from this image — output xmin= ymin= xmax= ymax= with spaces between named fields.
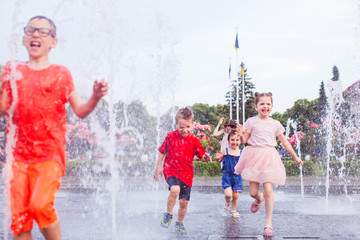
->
xmin=234 ymin=92 xmax=302 ymax=237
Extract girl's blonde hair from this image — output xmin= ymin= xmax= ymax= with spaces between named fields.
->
xmin=254 ymin=92 xmax=273 ymax=105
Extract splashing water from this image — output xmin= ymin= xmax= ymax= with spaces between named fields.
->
xmin=2 ymin=0 xmax=179 ymax=238
xmin=1 ymin=61 xmax=21 ymax=240
xmin=324 ymin=78 xmax=353 ymax=205
xmin=285 ymin=119 xmax=304 ymax=197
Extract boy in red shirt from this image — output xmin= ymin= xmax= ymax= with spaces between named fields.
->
xmin=0 ymin=16 xmax=108 ymax=240
xmin=154 ymin=107 xmax=211 ymax=233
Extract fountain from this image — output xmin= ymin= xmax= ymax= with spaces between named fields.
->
xmin=285 ymin=119 xmax=304 ymax=197
xmin=0 ymin=1 xmax=359 ymax=239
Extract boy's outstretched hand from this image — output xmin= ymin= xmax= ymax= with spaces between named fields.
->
xmin=201 ymin=153 xmax=212 ymax=162
xmin=93 ymin=79 xmax=109 ymax=100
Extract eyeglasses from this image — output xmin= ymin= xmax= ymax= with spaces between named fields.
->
xmin=23 ymin=26 xmax=55 ymax=38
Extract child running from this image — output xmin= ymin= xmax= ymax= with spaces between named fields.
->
xmin=153 ymin=107 xmax=211 ymax=233
xmin=234 ymin=92 xmax=302 ymax=237
xmin=0 ymin=16 xmax=108 ymax=240
xmin=215 ymin=129 xmax=243 ymax=218
xmin=213 ymin=117 xmax=237 ymax=152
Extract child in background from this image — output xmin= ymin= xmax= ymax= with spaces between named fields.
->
xmin=234 ymin=92 xmax=302 ymax=237
xmin=0 ymin=16 xmax=108 ymax=240
xmin=213 ymin=118 xmax=237 ymax=152
xmin=215 ymin=129 xmax=243 ymax=218
xmin=154 ymin=107 xmax=211 ymax=233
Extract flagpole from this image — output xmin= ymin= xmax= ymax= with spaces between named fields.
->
xmin=229 ymin=58 xmax=232 ymax=119
xmin=235 ymin=29 xmax=239 ymax=123
xmin=241 ymin=62 xmax=245 ymax=125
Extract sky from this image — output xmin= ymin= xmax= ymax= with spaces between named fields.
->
xmin=0 ymin=0 xmax=359 ymax=116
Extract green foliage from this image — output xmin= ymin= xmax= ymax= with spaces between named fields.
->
xmin=193 ymin=160 xmax=222 ymax=176
xmin=191 ymin=103 xmax=228 ymax=126
xmin=283 ymin=160 xmax=316 ymax=176
xmin=315 ymin=81 xmax=328 ymax=123
xmin=225 ymin=65 xmax=256 ymax=122
xmin=282 ymin=99 xmax=318 ymax=127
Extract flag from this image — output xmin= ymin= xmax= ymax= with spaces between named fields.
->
xmin=240 ymin=62 xmax=245 ymax=75
xmin=229 ymin=63 xmax=231 ymax=78
xmin=234 ymin=33 xmax=239 ymax=50
xmin=240 ymin=67 xmax=244 ymax=75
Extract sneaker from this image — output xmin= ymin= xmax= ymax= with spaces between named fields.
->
xmin=175 ymin=222 xmax=187 ymax=233
xmin=160 ymin=213 xmax=173 ymax=228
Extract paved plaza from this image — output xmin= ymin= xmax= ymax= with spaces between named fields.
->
xmin=0 ymin=176 xmax=360 ymax=240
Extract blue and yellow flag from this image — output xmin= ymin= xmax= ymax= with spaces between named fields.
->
xmin=229 ymin=63 xmax=231 ymax=78
xmin=234 ymin=33 xmax=239 ymax=50
xmin=240 ymin=62 xmax=245 ymax=75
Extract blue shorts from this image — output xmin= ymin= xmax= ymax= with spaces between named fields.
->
xmin=222 ymin=173 xmax=243 ymax=192
xmin=167 ymin=176 xmax=191 ymax=201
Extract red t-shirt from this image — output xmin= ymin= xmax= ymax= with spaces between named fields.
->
xmin=158 ymin=129 xmax=206 ymax=187
xmin=1 ymin=61 xmax=74 ymax=174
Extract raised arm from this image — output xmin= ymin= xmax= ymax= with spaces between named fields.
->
xmin=236 ymin=124 xmax=250 ymax=144
xmin=69 ymin=79 xmax=108 ymax=119
xmin=213 ymin=117 xmax=224 ymax=136
xmin=278 ymin=134 xmax=303 ymax=166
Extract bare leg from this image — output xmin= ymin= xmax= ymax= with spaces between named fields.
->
xmin=263 ymin=182 xmax=274 ymax=228
xmin=223 ymin=187 xmax=232 ymax=209
xmin=177 ymin=199 xmax=188 ymax=222
xmin=249 ymin=181 xmax=262 ymax=202
xmin=167 ymin=185 xmax=180 ymax=215
xmin=14 ymin=231 xmax=33 ymax=240
xmin=39 ymin=219 xmax=61 ymax=240
xmin=231 ymin=191 xmax=240 ymax=212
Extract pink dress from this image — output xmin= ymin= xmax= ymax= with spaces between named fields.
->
xmin=234 ymin=116 xmax=286 ymax=185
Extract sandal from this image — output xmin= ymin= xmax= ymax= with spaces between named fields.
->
xmin=250 ymin=193 xmax=264 ymax=213
xmin=263 ymin=226 xmax=274 ymax=237
xmin=230 ymin=210 xmax=240 ymax=218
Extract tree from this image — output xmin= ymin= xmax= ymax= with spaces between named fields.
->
xmin=190 ymin=103 xmax=228 ymax=126
xmin=283 ymin=99 xmax=318 ymax=128
xmin=331 ymin=65 xmax=339 ymax=81
xmin=315 ymin=81 xmax=328 ymax=123
xmin=225 ymin=62 xmax=256 ymax=123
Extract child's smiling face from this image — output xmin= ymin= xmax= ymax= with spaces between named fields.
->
xmin=229 ymin=134 xmax=240 ymax=149
xmin=255 ymin=96 xmax=273 ymax=118
xmin=176 ymin=118 xmax=194 ymax=138
xmin=23 ymin=18 xmax=57 ymax=60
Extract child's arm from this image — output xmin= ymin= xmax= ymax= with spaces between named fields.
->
xmin=278 ymin=134 xmax=303 ymax=166
xmin=213 ymin=117 xmax=224 ymax=136
xmin=69 ymin=79 xmax=109 ymax=119
xmin=236 ymin=124 xmax=250 ymax=144
xmin=154 ymin=153 xmax=165 ymax=181
xmin=0 ymin=81 xmax=10 ymax=115
xmin=214 ymin=149 xmax=226 ymax=163
xmin=200 ymin=152 xmax=211 ymax=162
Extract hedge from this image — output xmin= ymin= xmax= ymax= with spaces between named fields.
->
xmin=193 ymin=161 xmax=222 ymax=177
xmin=2 ymin=159 xmax=359 ymax=177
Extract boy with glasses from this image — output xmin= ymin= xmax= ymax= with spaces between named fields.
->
xmin=153 ymin=107 xmax=211 ymax=233
xmin=0 ymin=16 xmax=108 ymax=240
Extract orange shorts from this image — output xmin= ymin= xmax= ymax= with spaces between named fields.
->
xmin=10 ymin=160 xmax=62 ymax=235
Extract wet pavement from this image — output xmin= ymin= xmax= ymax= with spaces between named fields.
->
xmin=0 ymin=176 xmax=360 ymax=240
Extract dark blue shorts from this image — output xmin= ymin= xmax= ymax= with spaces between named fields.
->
xmin=167 ymin=176 xmax=191 ymax=201
xmin=221 ymin=173 xmax=243 ymax=192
